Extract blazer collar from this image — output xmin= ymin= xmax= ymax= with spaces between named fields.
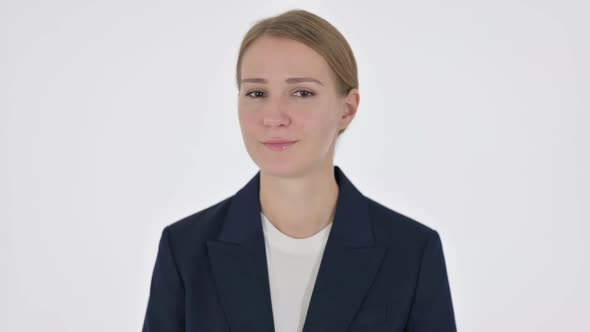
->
xmin=206 ymin=165 xmax=387 ymax=332
xmin=218 ymin=165 xmax=374 ymax=248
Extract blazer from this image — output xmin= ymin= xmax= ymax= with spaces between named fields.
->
xmin=142 ymin=165 xmax=457 ymax=332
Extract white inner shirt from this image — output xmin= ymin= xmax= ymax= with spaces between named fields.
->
xmin=260 ymin=212 xmax=333 ymax=332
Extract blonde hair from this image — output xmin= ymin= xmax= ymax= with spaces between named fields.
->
xmin=235 ymin=9 xmax=358 ymax=136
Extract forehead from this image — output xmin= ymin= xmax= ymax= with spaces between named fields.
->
xmin=240 ymin=36 xmax=333 ymax=83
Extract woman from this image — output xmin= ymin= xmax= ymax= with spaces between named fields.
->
xmin=143 ymin=9 xmax=457 ymax=332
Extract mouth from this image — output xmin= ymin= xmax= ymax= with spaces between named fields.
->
xmin=262 ymin=141 xmax=297 ymax=151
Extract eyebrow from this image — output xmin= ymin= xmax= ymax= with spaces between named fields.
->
xmin=240 ymin=77 xmax=324 ymax=86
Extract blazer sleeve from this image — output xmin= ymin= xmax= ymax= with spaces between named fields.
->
xmin=142 ymin=227 xmax=185 ymax=332
xmin=405 ymin=230 xmax=457 ymax=332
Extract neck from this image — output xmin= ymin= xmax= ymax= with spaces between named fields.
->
xmin=259 ymin=164 xmax=339 ymax=239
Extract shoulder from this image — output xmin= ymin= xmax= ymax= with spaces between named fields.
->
xmin=365 ymin=196 xmax=441 ymax=251
xmin=160 ymin=196 xmax=233 ymax=253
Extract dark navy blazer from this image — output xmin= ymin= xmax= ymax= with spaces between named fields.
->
xmin=142 ymin=165 xmax=457 ymax=332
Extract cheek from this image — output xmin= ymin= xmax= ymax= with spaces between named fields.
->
xmin=302 ymin=105 xmax=339 ymax=136
xmin=238 ymin=108 xmax=258 ymax=131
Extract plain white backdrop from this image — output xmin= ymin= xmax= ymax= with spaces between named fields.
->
xmin=1 ymin=0 xmax=588 ymax=331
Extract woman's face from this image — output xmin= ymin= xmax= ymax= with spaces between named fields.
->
xmin=238 ymin=36 xmax=358 ymax=177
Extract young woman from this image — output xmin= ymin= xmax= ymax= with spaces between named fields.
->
xmin=143 ymin=9 xmax=457 ymax=332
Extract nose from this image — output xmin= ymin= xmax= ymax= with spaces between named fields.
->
xmin=261 ymin=96 xmax=291 ymax=128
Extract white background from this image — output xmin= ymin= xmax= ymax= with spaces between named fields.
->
xmin=1 ymin=0 xmax=588 ymax=331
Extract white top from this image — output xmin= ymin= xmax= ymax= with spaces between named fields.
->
xmin=261 ymin=212 xmax=333 ymax=332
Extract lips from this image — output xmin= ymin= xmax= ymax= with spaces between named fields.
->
xmin=262 ymin=139 xmax=297 ymax=144
xmin=262 ymin=140 xmax=297 ymax=151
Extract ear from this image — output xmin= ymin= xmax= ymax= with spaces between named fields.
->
xmin=339 ymin=88 xmax=360 ymax=131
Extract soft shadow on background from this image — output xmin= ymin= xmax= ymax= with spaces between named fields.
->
xmin=1 ymin=0 xmax=588 ymax=331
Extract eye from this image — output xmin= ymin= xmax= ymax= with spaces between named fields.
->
xmin=245 ymin=90 xmax=265 ymax=98
xmin=293 ymin=90 xmax=315 ymax=98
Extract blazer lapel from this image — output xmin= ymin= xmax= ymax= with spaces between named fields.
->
xmin=207 ymin=166 xmax=388 ymax=332
xmin=206 ymin=170 xmax=275 ymax=332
